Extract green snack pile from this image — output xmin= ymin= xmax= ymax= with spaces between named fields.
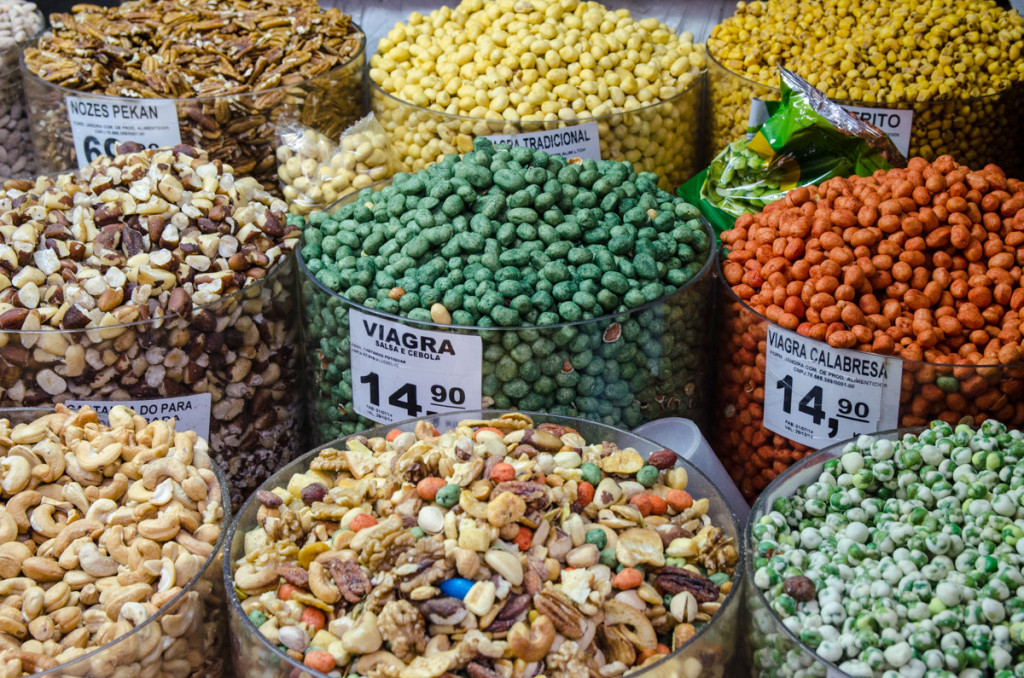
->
xmin=680 ymin=68 xmax=901 ymax=234
xmin=296 ymin=138 xmax=714 ymax=440
xmin=752 ymin=419 xmax=1024 ymax=678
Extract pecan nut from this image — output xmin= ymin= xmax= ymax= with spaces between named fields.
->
xmin=532 ymin=590 xmax=585 ymax=639
xmin=274 ymin=563 xmax=309 ymax=588
xmin=326 ymin=559 xmax=372 ymax=603
xmin=653 ymin=567 xmax=720 ymax=603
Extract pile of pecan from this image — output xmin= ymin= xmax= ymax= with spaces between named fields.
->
xmin=22 ymin=0 xmax=365 ymax=190
xmin=232 ymin=413 xmax=740 ymax=678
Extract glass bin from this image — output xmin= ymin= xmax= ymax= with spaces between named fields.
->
xmin=370 ymin=75 xmax=704 ymax=192
xmin=712 ymin=271 xmax=1024 ymax=503
xmin=225 ymin=410 xmax=746 ymax=678
xmin=20 ymin=30 xmax=366 ymax=193
xmin=298 ymin=185 xmax=716 ymax=445
xmin=0 ymin=405 xmax=230 ymax=678
xmin=706 ymin=51 xmax=1024 ymax=175
xmin=0 ymin=253 xmax=305 ymax=509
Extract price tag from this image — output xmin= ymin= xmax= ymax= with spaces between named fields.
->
xmin=66 ymin=393 xmax=211 ymax=440
xmin=66 ymin=96 xmax=182 ymax=168
xmin=486 ymin=121 xmax=601 ymax=161
xmin=349 ymin=309 xmax=482 ymax=423
xmin=763 ymin=326 xmax=901 ymax=448
xmin=840 ymin=105 xmax=914 ymax=156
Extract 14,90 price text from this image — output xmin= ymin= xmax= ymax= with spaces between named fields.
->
xmin=358 ymin=372 xmax=466 ymax=418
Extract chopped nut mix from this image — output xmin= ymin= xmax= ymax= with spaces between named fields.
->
xmin=231 ymin=413 xmax=739 ymax=677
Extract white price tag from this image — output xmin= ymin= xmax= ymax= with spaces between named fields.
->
xmin=486 ymin=121 xmax=601 ymax=161
xmin=350 ymin=309 xmax=482 ymax=423
xmin=66 ymin=96 xmax=182 ymax=168
xmin=66 ymin=394 xmax=211 ymax=440
xmin=840 ymin=105 xmax=914 ymax=156
xmin=763 ymin=326 xmax=902 ymax=448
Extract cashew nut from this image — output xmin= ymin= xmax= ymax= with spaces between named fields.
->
xmin=75 ymin=440 xmax=123 ymax=472
xmin=125 ymin=480 xmax=154 ymax=504
xmin=234 ymin=563 xmax=277 ymax=593
xmin=5 ymin=491 xmax=41 ymax=533
xmin=102 ymin=583 xmax=151 ymax=621
xmin=29 ymin=440 xmax=65 ymax=483
xmin=10 ymin=421 xmax=49 ymax=445
xmin=0 ymin=542 xmax=31 ymax=579
xmin=63 ymin=452 xmax=102 ymax=486
xmin=77 ymin=542 xmax=119 ymax=578
xmin=0 ymin=457 xmax=31 ymax=496
xmin=141 ymin=458 xmax=187 ymax=491
xmin=355 ymin=651 xmax=407 ymax=676
xmin=603 ymin=599 xmax=658 ymax=649
xmin=159 ymin=592 xmax=199 ymax=637
xmin=0 ymin=510 xmax=17 ymax=545
xmin=170 ymin=432 xmax=196 ymax=466
xmin=308 ymin=561 xmax=341 ymax=604
xmin=28 ymin=504 xmax=62 ymax=539
xmin=508 ymin=615 xmax=555 ymax=662
xmin=174 ymin=531 xmax=214 ymax=558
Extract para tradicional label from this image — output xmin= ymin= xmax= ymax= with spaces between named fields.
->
xmin=66 ymin=96 xmax=183 ymax=168
xmin=840 ymin=105 xmax=914 ymax=156
xmin=485 ymin=121 xmax=601 ymax=162
xmin=66 ymin=393 xmax=212 ymax=440
xmin=349 ymin=310 xmax=482 ymax=423
xmin=763 ymin=326 xmax=902 ymax=448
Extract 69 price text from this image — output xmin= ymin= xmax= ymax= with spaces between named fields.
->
xmin=358 ymin=371 xmax=467 ymax=417
xmin=82 ymin=137 xmax=160 ymax=164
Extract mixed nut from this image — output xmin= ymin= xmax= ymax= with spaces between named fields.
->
xmin=715 ymin=156 xmax=1024 ymax=499
xmin=22 ymin=0 xmax=366 ymax=190
xmin=0 ymin=144 xmax=305 ymax=505
xmin=299 ymin=138 xmax=714 ymax=441
xmin=231 ymin=412 xmax=739 ymax=678
xmin=0 ymin=404 xmax=226 ymax=677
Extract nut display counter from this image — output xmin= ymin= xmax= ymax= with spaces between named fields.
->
xmin=226 ymin=410 xmax=744 ymax=678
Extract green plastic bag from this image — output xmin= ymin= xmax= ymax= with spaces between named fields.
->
xmin=680 ymin=68 xmax=906 ymax=235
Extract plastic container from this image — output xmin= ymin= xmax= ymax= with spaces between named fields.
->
xmin=370 ymin=75 xmax=704 ymax=191
xmin=20 ymin=28 xmax=366 ymax=192
xmin=0 ymin=252 xmax=305 ymax=508
xmin=706 ymin=50 xmax=1024 ymax=175
xmin=745 ymin=427 xmax=907 ymax=678
xmin=298 ymin=185 xmax=717 ymax=445
xmin=712 ymin=269 xmax=1024 ymax=502
xmin=225 ymin=409 xmax=746 ymax=678
xmin=0 ymin=405 xmax=230 ymax=678
xmin=634 ymin=417 xmax=748 ymax=523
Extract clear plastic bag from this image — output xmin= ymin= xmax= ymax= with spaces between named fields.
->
xmin=276 ymin=113 xmax=397 ymax=215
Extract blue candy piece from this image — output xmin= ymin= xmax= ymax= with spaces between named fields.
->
xmin=439 ymin=577 xmax=474 ymax=600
